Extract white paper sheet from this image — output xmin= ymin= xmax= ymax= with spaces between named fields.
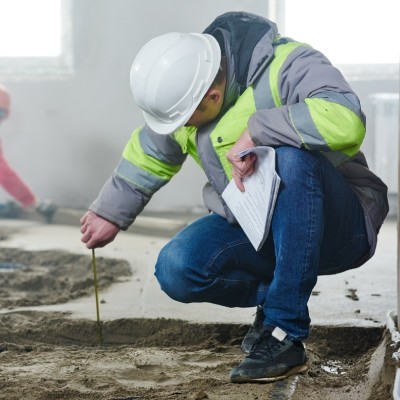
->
xmin=222 ymin=146 xmax=280 ymax=251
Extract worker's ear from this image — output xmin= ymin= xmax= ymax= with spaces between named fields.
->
xmin=205 ymin=88 xmax=223 ymax=105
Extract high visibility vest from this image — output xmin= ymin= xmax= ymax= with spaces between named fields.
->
xmin=121 ymin=40 xmax=366 ymax=196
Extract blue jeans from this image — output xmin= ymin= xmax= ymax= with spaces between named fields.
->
xmin=155 ymin=147 xmax=369 ymax=340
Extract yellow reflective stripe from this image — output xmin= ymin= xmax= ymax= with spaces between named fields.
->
xmin=305 ymin=98 xmax=365 ymax=156
xmin=211 ymin=87 xmax=256 ymax=179
xmin=115 ymin=158 xmax=164 ymax=193
xmin=122 ymin=129 xmax=182 ymax=180
xmin=173 ymin=126 xmax=201 ymax=165
xmin=270 ymin=42 xmax=310 ymax=107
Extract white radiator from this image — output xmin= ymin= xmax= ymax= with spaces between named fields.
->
xmin=370 ymin=92 xmax=399 ymax=195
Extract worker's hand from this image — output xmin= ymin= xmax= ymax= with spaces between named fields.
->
xmin=226 ymin=129 xmax=257 ymax=192
xmin=80 ymin=211 xmax=120 ymax=249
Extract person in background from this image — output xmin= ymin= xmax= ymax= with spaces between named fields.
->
xmin=0 ymin=84 xmax=57 ymax=223
xmin=80 ymin=12 xmax=389 ymax=383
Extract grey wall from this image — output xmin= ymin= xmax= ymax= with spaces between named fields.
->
xmin=0 ymin=0 xmax=398 ymax=216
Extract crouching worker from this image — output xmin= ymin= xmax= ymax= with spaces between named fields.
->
xmin=0 ymin=84 xmax=57 ymax=223
xmin=80 ymin=12 xmax=388 ymax=383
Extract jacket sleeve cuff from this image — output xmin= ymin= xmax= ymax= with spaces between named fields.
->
xmin=89 ymin=173 xmax=151 ymax=230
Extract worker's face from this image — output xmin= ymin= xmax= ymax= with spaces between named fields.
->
xmin=0 ymin=108 xmax=8 ymax=123
xmin=185 ymin=87 xmax=224 ymax=129
xmin=0 ymin=89 xmax=10 ymax=123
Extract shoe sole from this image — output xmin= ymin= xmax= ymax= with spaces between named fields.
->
xmin=230 ymin=363 xmax=310 ymax=383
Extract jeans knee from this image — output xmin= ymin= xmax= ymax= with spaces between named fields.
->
xmin=154 ymin=242 xmax=201 ymax=303
xmin=275 ymin=146 xmax=320 ymax=183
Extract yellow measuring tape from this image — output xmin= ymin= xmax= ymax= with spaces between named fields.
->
xmin=92 ymin=248 xmax=103 ymax=346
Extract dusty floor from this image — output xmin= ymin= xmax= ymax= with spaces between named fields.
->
xmin=0 ymin=245 xmax=395 ymax=399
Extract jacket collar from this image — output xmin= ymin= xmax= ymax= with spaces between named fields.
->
xmin=203 ymin=11 xmax=278 ymax=94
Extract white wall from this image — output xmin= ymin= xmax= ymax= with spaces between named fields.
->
xmin=0 ymin=0 xmax=268 ymax=213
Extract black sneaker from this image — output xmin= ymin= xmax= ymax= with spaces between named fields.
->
xmin=241 ymin=305 xmax=265 ymax=354
xmin=231 ymin=326 xmax=309 ymax=383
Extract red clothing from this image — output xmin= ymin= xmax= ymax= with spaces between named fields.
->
xmin=0 ymin=140 xmax=36 ymax=207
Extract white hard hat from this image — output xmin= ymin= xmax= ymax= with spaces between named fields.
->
xmin=130 ymin=32 xmax=221 ymax=134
